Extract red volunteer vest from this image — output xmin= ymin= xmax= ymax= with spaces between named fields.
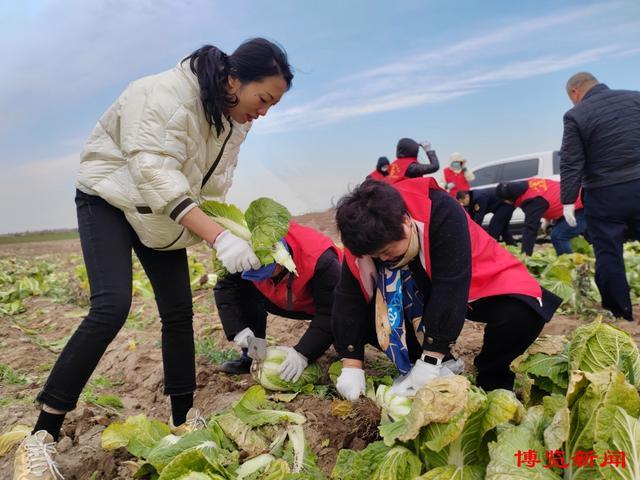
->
xmin=368 ymin=170 xmax=387 ymax=181
xmin=253 ymin=222 xmax=342 ymax=314
xmin=345 ymin=177 xmax=542 ymax=303
xmin=443 ymin=167 xmax=471 ymax=197
xmin=382 ymin=157 xmax=417 ymax=184
xmin=514 ymin=178 xmax=583 ymax=221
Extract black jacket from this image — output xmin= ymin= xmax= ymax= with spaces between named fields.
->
xmin=332 ymin=190 xmax=472 ymax=358
xmin=560 ymin=84 xmax=640 ymax=204
xmin=331 ymin=189 xmax=559 ymax=361
xmin=214 ymin=249 xmax=340 ymax=361
xmin=467 ymin=188 xmax=504 ymax=224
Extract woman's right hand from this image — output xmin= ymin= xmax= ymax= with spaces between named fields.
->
xmin=213 ymin=231 xmax=261 ymax=273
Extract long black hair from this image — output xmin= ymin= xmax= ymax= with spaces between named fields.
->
xmin=182 ymin=38 xmax=294 ymax=135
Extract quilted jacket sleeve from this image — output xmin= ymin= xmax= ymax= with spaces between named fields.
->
xmin=120 ymin=85 xmax=196 ymax=222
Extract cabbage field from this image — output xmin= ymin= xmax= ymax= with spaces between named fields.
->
xmin=1 ymin=212 xmax=640 ymax=479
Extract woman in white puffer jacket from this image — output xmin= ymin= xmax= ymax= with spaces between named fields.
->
xmin=14 ymin=38 xmax=293 ymax=479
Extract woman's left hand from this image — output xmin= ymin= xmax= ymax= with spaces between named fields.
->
xmin=213 ymin=230 xmax=261 ymax=273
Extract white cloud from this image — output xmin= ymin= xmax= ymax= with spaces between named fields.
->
xmin=254 ymin=42 xmax=633 ymax=134
xmin=245 ymin=2 xmax=638 ymax=134
xmin=342 ymin=3 xmax=616 ymax=82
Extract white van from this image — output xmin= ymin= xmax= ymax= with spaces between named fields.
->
xmin=469 ymin=150 xmax=561 ymax=231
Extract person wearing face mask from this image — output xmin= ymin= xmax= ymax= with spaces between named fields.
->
xmin=13 ymin=39 xmax=293 ymax=479
xmin=367 ymin=156 xmax=391 ymax=180
xmin=331 ymin=178 xmax=561 ymax=400
xmin=376 ymin=138 xmax=440 ymax=184
xmin=214 ymin=222 xmax=341 ymax=380
xmin=443 ymin=152 xmax=475 ymax=197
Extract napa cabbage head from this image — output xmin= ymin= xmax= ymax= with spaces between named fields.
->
xmin=200 ymin=198 xmax=296 ymax=277
xmin=568 ymin=317 xmax=640 ymax=388
xmin=251 ymin=347 xmax=322 ymax=392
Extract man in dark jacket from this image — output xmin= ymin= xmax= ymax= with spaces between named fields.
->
xmin=560 ymin=72 xmax=640 ymax=320
xmin=214 ymin=222 xmax=341 ymax=380
xmin=456 ymin=188 xmax=515 ymax=245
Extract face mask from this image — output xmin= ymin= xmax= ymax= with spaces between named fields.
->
xmin=380 ymin=165 xmax=389 ymax=173
xmin=451 ymin=161 xmax=462 ymax=170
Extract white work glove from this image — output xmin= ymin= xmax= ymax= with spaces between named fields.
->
xmin=540 ymin=218 xmax=551 ymax=234
xmin=213 ymin=230 xmax=261 ymax=273
xmin=440 ymin=358 xmax=465 ymax=376
xmin=233 ymin=327 xmax=255 ymax=349
xmin=563 ymin=204 xmax=577 ymax=227
xmin=419 ymin=140 xmax=432 ymax=151
xmin=278 ymin=346 xmax=308 ymax=382
xmin=336 ymin=367 xmax=366 ymax=401
xmin=390 ymin=359 xmax=451 ymax=397
xmin=445 ymin=182 xmax=456 ymax=191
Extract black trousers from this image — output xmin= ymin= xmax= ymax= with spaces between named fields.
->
xmin=37 ymin=190 xmax=196 ymax=411
xmin=583 ymin=179 xmax=640 ymax=320
xmin=362 ymin=295 xmax=545 ymax=391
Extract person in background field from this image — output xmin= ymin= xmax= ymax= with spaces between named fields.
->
xmin=214 ymin=222 xmax=341 ymax=380
xmin=331 ymin=178 xmax=561 ymax=400
xmin=13 ymin=39 xmax=293 ymax=480
xmin=456 ymin=189 xmax=516 ymax=245
xmin=367 ymin=156 xmax=390 ymax=180
xmin=443 ymin=152 xmax=475 ymax=197
xmin=375 ymin=137 xmax=440 ymax=184
xmin=560 ymin=72 xmax=640 ymax=321
xmin=496 ymin=178 xmax=587 ymax=257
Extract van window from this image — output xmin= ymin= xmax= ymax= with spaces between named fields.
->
xmin=553 ymin=151 xmax=561 ymax=174
xmin=500 ymin=158 xmax=539 ymax=182
xmin=470 ymin=165 xmax=501 ymax=187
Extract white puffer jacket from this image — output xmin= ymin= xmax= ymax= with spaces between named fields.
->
xmin=77 ymin=61 xmax=250 ymax=250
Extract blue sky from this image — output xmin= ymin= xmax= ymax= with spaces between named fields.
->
xmin=1 ymin=0 xmax=639 ymax=233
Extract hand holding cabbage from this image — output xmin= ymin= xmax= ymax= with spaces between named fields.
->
xmin=201 ymin=198 xmax=297 ymax=277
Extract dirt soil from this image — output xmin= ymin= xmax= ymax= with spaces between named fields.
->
xmin=1 ymin=210 xmax=639 ymax=479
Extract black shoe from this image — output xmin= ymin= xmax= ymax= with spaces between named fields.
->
xmin=219 ymin=356 xmax=252 ymax=374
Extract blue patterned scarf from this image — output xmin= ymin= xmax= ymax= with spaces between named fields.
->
xmin=374 ymin=224 xmax=425 ymax=374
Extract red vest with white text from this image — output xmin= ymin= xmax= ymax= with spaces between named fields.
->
xmin=344 ymin=177 xmax=542 ymax=303
xmin=514 ymin=178 xmax=583 ymax=221
xmin=253 ymin=222 xmax=342 ymax=314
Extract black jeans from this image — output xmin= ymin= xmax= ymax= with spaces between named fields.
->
xmin=37 ymin=190 xmax=195 ymax=411
xmin=583 ymin=179 xmax=640 ymax=320
xmin=466 ymin=296 xmax=546 ymax=391
xmin=361 ymin=295 xmax=545 ymax=391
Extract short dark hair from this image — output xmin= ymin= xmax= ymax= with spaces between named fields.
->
xmin=335 ymin=180 xmax=408 ymax=256
xmin=183 ymin=38 xmax=294 ymax=135
xmin=456 ymin=190 xmax=470 ymax=200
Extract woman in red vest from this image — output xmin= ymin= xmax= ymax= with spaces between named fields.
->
xmin=214 ymin=222 xmax=341 ymax=382
xmin=443 ymin=152 xmax=475 ymax=196
xmin=368 ymin=138 xmax=440 ymax=184
xmin=332 ymin=178 xmax=561 ymax=400
xmin=367 ymin=156 xmax=390 ymax=181
xmin=496 ymin=178 xmax=587 ymax=256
